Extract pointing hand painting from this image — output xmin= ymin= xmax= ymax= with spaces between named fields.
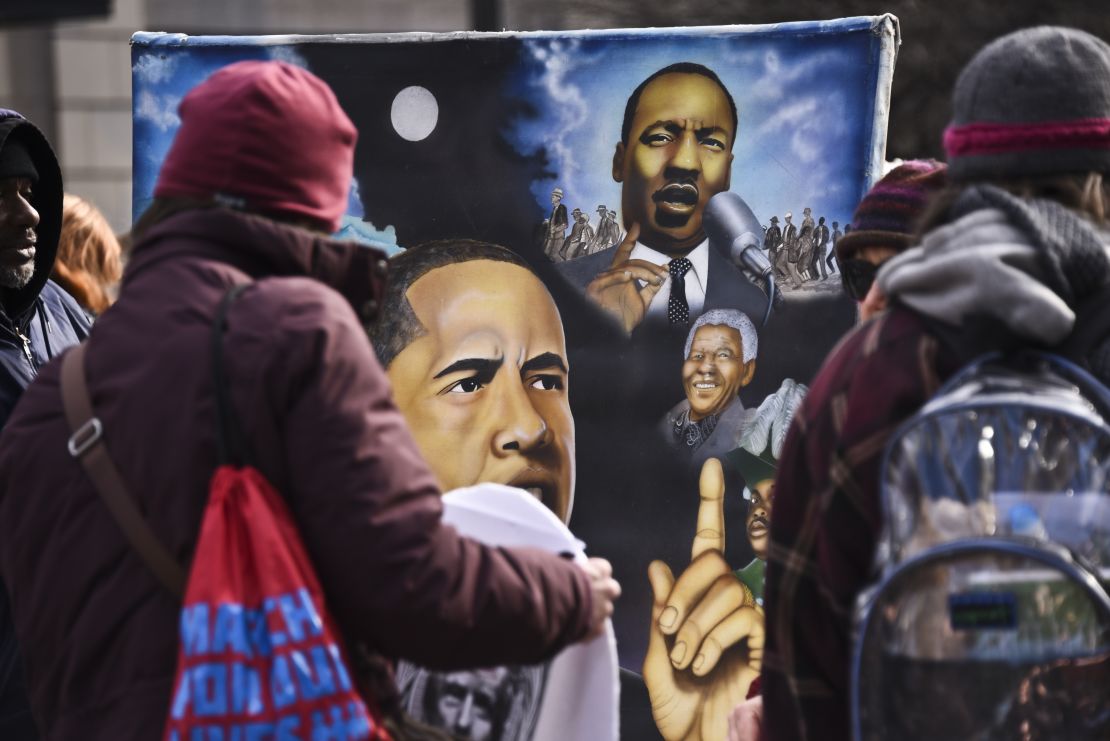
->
xmin=644 ymin=458 xmax=763 ymax=741
xmin=584 ymin=223 xmax=667 ymax=334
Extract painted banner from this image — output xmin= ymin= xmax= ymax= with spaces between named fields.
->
xmin=133 ymin=18 xmax=897 ymax=739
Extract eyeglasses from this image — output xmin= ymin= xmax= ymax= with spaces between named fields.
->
xmin=840 ymin=258 xmax=883 ymax=301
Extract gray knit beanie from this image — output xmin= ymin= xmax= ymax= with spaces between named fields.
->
xmin=943 ymin=26 xmax=1110 ymax=182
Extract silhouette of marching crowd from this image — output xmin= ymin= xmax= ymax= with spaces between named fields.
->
xmin=540 ymin=187 xmax=625 ymax=262
xmin=761 ymin=207 xmax=845 ymax=289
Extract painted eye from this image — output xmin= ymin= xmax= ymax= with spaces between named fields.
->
xmin=529 ymin=375 xmax=563 ymax=391
xmin=701 ymin=136 xmax=726 ymax=151
xmin=643 ymin=132 xmax=673 ymax=146
xmin=446 ymin=378 xmax=484 ymax=394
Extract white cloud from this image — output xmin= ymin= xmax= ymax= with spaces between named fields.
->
xmin=790 ymin=125 xmax=823 ymax=163
xmin=719 ymin=46 xmax=771 ymax=74
xmin=133 ymin=54 xmax=177 ymax=85
xmin=346 ymin=176 xmax=366 ymax=218
xmin=135 ymin=90 xmax=180 ymax=133
xmin=742 ymin=86 xmax=852 ymax=214
xmin=268 ymin=47 xmax=308 ymax=68
xmin=747 ymin=49 xmax=850 ymax=106
xmin=526 ymin=39 xmax=590 ymax=185
xmin=335 ymin=215 xmax=399 ymax=253
xmin=755 ymin=97 xmax=819 ymax=139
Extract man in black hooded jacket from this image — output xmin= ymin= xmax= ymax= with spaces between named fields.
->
xmin=0 ymin=109 xmax=90 ymax=738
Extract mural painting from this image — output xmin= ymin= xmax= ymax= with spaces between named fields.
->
xmin=132 ymin=18 xmax=896 ymax=739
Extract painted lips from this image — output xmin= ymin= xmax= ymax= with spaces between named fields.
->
xmin=506 ymin=470 xmax=557 ymax=511
xmin=653 ymin=182 xmax=699 ymax=212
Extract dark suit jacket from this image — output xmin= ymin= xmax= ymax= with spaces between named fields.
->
xmin=550 ymin=202 xmax=568 ymax=231
xmin=556 ymin=242 xmax=771 ymax=326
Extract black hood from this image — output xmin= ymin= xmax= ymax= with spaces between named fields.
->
xmin=0 ymin=110 xmax=63 ymax=320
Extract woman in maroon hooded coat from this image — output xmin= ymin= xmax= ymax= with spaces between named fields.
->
xmin=0 ymin=61 xmax=618 ymax=739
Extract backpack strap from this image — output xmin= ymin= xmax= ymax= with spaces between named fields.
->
xmin=1057 ymin=283 xmax=1110 ymax=385
xmin=61 ymin=342 xmax=186 ymax=598
xmin=59 ymin=283 xmax=252 ymax=600
xmin=211 ymin=283 xmax=252 ymax=467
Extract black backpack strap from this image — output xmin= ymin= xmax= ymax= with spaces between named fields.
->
xmin=914 ymin=310 xmax=1028 ymax=369
xmin=211 ymin=283 xmax=252 ymax=467
xmin=1057 ymin=283 xmax=1110 ymax=386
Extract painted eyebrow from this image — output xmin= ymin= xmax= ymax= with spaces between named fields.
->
xmin=520 ymin=351 xmax=568 ymax=374
xmin=637 ymin=120 xmax=680 ymax=140
xmin=640 ymin=120 xmax=730 ymax=139
xmin=433 ymin=356 xmax=504 ymax=379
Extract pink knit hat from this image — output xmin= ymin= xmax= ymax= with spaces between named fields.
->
xmin=154 ymin=61 xmax=357 ymax=233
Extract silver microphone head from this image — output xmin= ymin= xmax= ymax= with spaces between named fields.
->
xmin=705 ymin=192 xmax=770 ymax=277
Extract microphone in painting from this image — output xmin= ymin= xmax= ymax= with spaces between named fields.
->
xmin=704 ymin=191 xmax=775 ymax=325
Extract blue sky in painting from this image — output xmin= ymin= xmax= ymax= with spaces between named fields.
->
xmin=132 ymin=21 xmax=888 ymax=244
xmin=509 ymin=26 xmax=883 ymax=231
xmin=131 ymin=41 xmax=397 ymax=250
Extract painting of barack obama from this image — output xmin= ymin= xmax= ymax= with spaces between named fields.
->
xmin=368 ymin=241 xmax=585 ymax=740
xmin=369 ymin=240 xmax=658 ymax=740
xmin=369 ymin=240 xmax=575 ymax=522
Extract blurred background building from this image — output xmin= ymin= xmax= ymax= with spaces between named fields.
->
xmin=1 ymin=0 xmax=1107 ymax=233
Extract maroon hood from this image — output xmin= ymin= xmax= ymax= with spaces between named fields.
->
xmin=126 ymin=206 xmax=386 ymax=322
xmin=154 ymin=61 xmax=357 ymax=233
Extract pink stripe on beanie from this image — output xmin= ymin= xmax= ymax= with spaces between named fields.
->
xmin=943 ymin=27 xmax=1110 ymax=182
xmin=945 ymin=119 xmax=1110 ymax=157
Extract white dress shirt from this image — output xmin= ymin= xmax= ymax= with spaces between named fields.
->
xmin=629 ymin=239 xmax=709 ymax=318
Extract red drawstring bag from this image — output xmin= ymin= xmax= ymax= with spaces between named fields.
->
xmin=165 ymin=284 xmax=391 ymax=740
xmin=62 ymin=284 xmax=391 ymax=741
xmin=164 ymin=465 xmax=391 ymax=740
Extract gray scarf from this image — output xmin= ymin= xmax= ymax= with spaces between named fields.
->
xmin=880 ymin=187 xmax=1110 ymax=347
xmin=950 ymin=185 xmax=1110 ymax=307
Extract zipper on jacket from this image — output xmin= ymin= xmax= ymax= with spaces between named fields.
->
xmin=16 ymin=330 xmax=31 ymax=364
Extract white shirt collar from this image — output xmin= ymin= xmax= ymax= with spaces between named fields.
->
xmin=628 ymin=239 xmax=710 ymax=316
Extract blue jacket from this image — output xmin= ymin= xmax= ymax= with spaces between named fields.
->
xmin=0 ymin=282 xmax=91 ymax=427
xmin=0 ymin=110 xmax=90 ymax=739
xmin=0 ymin=111 xmax=90 ymax=427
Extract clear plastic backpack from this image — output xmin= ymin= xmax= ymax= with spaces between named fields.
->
xmin=851 ymin=352 xmax=1110 ymax=741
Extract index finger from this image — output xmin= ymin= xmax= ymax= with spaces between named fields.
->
xmin=691 ymin=457 xmax=726 ymax=560
xmin=609 ymin=222 xmax=640 ymax=268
